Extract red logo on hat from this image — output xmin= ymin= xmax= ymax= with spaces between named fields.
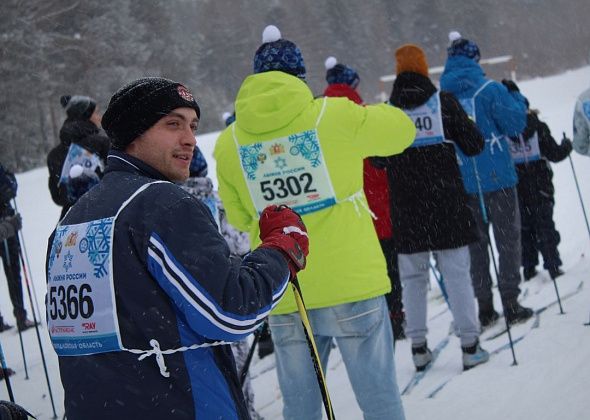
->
xmin=177 ymin=85 xmax=194 ymax=102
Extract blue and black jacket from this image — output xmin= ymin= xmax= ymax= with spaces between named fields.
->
xmin=47 ymin=150 xmax=290 ymax=420
xmin=440 ymin=55 xmax=527 ymax=193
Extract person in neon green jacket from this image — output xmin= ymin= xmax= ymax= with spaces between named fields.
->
xmin=215 ymin=25 xmax=414 ymax=420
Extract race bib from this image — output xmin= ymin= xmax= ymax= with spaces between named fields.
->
xmin=509 ymin=132 xmax=541 ymax=164
xmin=404 ymin=93 xmax=445 ymax=147
xmin=47 ymin=217 xmax=122 ymax=356
xmin=237 ymin=129 xmax=336 ymax=215
xmin=59 ymin=143 xmax=103 ymax=185
xmin=459 ymin=97 xmax=476 ymax=122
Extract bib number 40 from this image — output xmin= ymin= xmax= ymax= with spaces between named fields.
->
xmin=260 ymin=172 xmax=317 ymax=201
xmin=414 ymin=116 xmax=432 ymax=131
xmin=48 ymin=284 xmax=94 ymax=320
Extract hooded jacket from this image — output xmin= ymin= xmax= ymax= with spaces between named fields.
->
xmin=215 ymin=71 xmax=415 ymax=314
xmin=377 ymin=72 xmax=484 ymax=253
xmin=440 ymin=55 xmax=527 ymax=193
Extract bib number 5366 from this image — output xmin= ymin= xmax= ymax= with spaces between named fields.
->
xmin=48 ymin=284 xmax=94 ymax=320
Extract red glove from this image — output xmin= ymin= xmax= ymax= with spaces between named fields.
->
xmin=258 ymin=205 xmax=309 ymax=278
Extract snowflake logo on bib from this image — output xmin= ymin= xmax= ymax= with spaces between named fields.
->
xmin=289 ymin=130 xmax=321 ymax=167
xmin=239 ymin=143 xmax=263 ymax=180
xmin=86 ymin=218 xmax=113 ymax=278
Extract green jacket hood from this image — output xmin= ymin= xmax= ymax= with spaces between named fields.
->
xmin=235 ymin=71 xmax=313 ymax=135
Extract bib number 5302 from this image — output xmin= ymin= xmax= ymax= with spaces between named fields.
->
xmin=260 ymin=172 xmax=317 ymax=201
xmin=48 ymin=284 xmax=94 ymax=320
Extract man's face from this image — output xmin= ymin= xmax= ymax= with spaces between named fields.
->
xmin=90 ymin=107 xmax=102 ymax=128
xmin=126 ymin=107 xmax=198 ymax=182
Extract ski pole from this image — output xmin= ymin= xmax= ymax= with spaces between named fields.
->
xmin=11 ymin=199 xmax=43 ymax=322
xmin=0 ymin=338 xmax=15 ymax=403
xmin=429 ymin=262 xmax=450 ymax=307
xmin=472 ymin=158 xmax=518 ymax=366
xmin=291 ymin=276 xmax=336 ymax=420
xmin=551 ymin=277 xmax=564 ymax=314
xmin=565 ymin=141 xmax=590 ymax=242
xmin=17 ymin=249 xmax=58 ymax=419
xmin=2 ymin=240 xmax=29 ymax=380
xmin=239 ymin=325 xmax=263 ymax=387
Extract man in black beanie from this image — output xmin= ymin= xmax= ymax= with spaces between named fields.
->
xmin=45 ymin=77 xmax=310 ymax=420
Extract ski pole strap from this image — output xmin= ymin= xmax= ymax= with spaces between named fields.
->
xmin=429 ymin=262 xmax=450 ymax=308
xmin=291 ymin=277 xmax=336 ymax=420
xmin=125 ymin=339 xmax=232 ymax=378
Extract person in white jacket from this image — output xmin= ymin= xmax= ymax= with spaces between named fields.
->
xmin=573 ymin=86 xmax=590 ymax=156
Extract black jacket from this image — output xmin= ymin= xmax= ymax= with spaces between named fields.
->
xmin=513 ymin=111 xmax=572 ymax=199
xmin=46 ymin=151 xmax=290 ymax=419
xmin=375 ymin=72 xmax=485 ymax=253
xmin=47 ymin=119 xmax=110 ymax=218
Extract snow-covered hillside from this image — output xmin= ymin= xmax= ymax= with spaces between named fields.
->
xmin=2 ymin=66 xmax=590 ymax=419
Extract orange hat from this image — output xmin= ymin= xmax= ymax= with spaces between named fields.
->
xmin=395 ymin=44 xmax=429 ymax=77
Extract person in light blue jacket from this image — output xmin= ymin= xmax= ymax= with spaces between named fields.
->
xmin=440 ymin=32 xmax=533 ymax=328
xmin=573 ymin=86 xmax=590 ymax=156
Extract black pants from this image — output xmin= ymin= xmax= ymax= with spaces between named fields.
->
xmin=518 ymin=185 xmax=562 ymax=270
xmin=380 ymin=238 xmax=403 ymax=314
xmin=0 ymin=235 xmax=26 ymax=320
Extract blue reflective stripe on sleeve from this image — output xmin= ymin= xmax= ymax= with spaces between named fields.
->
xmin=147 ymin=233 xmax=289 ymax=340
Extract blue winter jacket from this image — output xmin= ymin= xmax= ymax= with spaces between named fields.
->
xmin=440 ymin=56 xmax=527 ymax=193
xmin=46 ymin=150 xmax=290 ymax=420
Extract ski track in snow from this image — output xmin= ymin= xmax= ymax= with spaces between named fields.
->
xmin=1 ymin=66 xmax=590 ymax=419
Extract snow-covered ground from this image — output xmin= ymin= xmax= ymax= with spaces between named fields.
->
xmin=1 ymin=66 xmax=590 ymax=419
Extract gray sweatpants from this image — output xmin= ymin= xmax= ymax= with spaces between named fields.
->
xmin=468 ymin=187 xmax=523 ymax=304
xmin=399 ymin=246 xmax=480 ymax=347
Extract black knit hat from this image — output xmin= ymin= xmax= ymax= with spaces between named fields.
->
xmin=60 ymin=95 xmax=96 ymax=120
xmin=101 ymin=77 xmax=201 ymax=150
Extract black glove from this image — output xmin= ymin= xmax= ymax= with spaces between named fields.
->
xmin=562 ymin=133 xmax=573 ymax=154
xmin=0 ymin=400 xmax=35 ymax=420
xmin=0 ymin=214 xmax=21 ymax=242
xmin=501 ymin=79 xmax=520 ymax=93
xmin=0 ymin=183 xmax=14 ymax=204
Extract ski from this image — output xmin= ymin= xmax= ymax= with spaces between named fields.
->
xmin=427 ymin=281 xmax=584 ymax=398
xmin=400 ymin=333 xmax=451 ymax=396
xmin=427 ymin=316 xmax=537 ymax=399
xmin=484 ymin=281 xmax=584 ymax=341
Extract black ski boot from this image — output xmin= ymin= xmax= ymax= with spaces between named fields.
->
xmin=478 ymin=298 xmax=500 ymax=329
xmin=504 ymin=300 xmax=534 ymax=325
xmin=523 ymin=267 xmax=538 ymax=281
xmin=548 ymin=267 xmax=564 ymax=280
xmin=0 ymin=316 xmax=13 ymax=333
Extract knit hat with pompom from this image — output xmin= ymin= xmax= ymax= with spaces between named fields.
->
xmin=324 ymin=56 xmax=360 ymax=88
xmin=253 ymin=25 xmax=306 ymax=79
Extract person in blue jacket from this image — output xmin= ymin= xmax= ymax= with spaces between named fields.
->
xmin=45 ymin=77 xmax=309 ymax=420
xmin=440 ymin=32 xmax=533 ymax=328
